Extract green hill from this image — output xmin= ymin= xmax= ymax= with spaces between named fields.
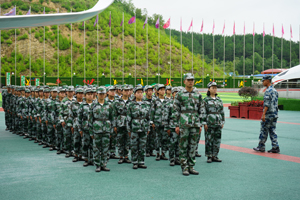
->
xmin=0 ymin=0 xmax=224 ymax=78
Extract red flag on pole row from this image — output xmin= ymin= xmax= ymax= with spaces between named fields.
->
xmin=263 ymin=23 xmax=265 ymax=37
xmin=282 ymin=25 xmax=284 ymax=38
xmin=212 ymin=20 xmax=215 ymax=34
xmin=187 ymin=20 xmax=193 ymax=32
xmin=163 ymin=18 xmax=170 ymax=29
xmin=180 ymin=18 xmax=182 ymax=31
xmin=243 ymin=22 xmax=245 ymax=35
xmin=253 ymin=23 xmax=255 ymax=36
xmin=222 ymin=21 xmax=225 ymax=34
xmin=273 ymin=24 xmax=275 ymax=36
xmin=233 ymin=22 xmax=235 ymax=35
xmin=290 ymin=25 xmax=293 ymax=38
xmin=200 ymin=20 xmax=203 ymax=33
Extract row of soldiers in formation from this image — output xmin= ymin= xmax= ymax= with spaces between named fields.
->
xmin=1 ymin=73 xmax=225 ymax=176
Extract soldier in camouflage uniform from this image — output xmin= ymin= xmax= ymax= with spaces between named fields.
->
xmin=114 ymin=85 xmax=122 ymax=100
xmin=59 ymin=86 xmax=75 ymax=157
xmin=21 ymin=89 xmax=31 ymax=138
xmin=9 ymin=86 xmax=16 ymax=133
xmin=78 ymin=88 xmax=94 ymax=167
xmin=105 ymin=86 xmax=119 ymax=159
xmin=113 ymin=85 xmax=132 ymax=164
xmin=253 ymin=75 xmax=280 ymax=153
xmin=13 ymin=87 xmax=21 ymax=135
xmin=173 ymin=73 xmax=204 ymax=176
xmin=202 ymin=82 xmax=225 ymax=163
xmin=142 ymin=85 xmax=156 ymax=157
xmin=53 ymin=88 xmax=66 ymax=154
xmin=127 ymin=86 xmax=151 ymax=169
xmin=16 ymin=87 xmax=25 ymax=136
xmin=41 ymin=88 xmax=50 ymax=147
xmin=31 ymin=88 xmax=40 ymax=142
xmin=2 ymin=86 xmax=8 ymax=130
xmin=89 ymin=87 xmax=113 ymax=172
xmin=150 ymin=84 xmax=170 ymax=161
xmin=165 ymin=86 xmax=172 ymax=100
xmin=70 ymin=88 xmax=84 ymax=162
xmin=34 ymin=88 xmax=45 ymax=144
xmin=26 ymin=88 xmax=35 ymax=140
xmin=163 ymin=87 xmax=181 ymax=166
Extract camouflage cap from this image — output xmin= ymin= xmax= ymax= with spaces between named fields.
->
xmin=97 ymin=86 xmax=106 ymax=94
xmin=58 ymin=87 xmax=66 ymax=93
xmin=262 ymin=75 xmax=272 ymax=82
xmin=20 ymin=86 xmax=25 ymax=91
xmin=207 ymin=82 xmax=217 ymax=88
xmin=129 ymin=85 xmax=134 ymax=90
xmin=144 ymin=85 xmax=153 ymax=92
xmin=2 ymin=86 xmax=7 ymax=89
xmin=172 ymin=87 xmax=180 ymax=93
xmin=38 ymin=87 xmax=44 ymax=92
xmin=184 ymin=73 xmax=195 ymax=80
xmin=166 ymin=86 xmax=172 ymax=91
xmin=84 ymin=88 xmax=93 ymax=94
xmin=157 ymin=84 xmax=166 ymax=91
xmin=75 ymin=88 xmax=84 ymax=94
xmin=122 ymin=84 xmax=130 ymax=90
xmin=107 ymin=86 xmax=116 ymax=91
xmin=134 ymin=85 xmax=143 ymax=94
xmin=51 ymin=87 xmax=59 ymax=92
xmin=25 ymin=89 xmax=31 ymax=93
xmin=67 ymin=86 xmax=75 ymax=92
xmin=44 ymin=88 xmax=51 ymax=93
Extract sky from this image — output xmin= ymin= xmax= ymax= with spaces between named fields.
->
xmin=130 ymin=0 xmax=299 ymax=42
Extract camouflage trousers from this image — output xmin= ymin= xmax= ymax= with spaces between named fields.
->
xmin=27 ymin=119 xmax=33 ymax=137
xmin=146 ymin=128 xmax=156 ymax=154
xmin=205 ymin=126 xmax=222 ymax=157
xmin=46 ymin=124 xmax=55 ymax=146
xmin=63 ymin=126 xmax=72 ymax=153
xmin=109 ymin=130 xmax=117 ymax=154
xmin=169 ymin=129 xmax=180 ymax=162
xmin=5 ymin=112 xmax=12 ymax=130
xmin=36 ymin=121 xmax=42 ymax=140
xmin=93 ymin=133 xmax=110 ymax=167
xmin=15 ymin=117 xmax=20 ymax=133
xmin=131 ymin=131 xmax=147 ymax=165
xmin=55 ymin=123 xmax=63 ymax=150
xmin=11 ymin=114 xmax=15 ymax=131
xmin=155 ymin=126 xmax=168 ymax=155
xmin=258 ymin=118 xmax=279 ymax=149
xmin=5 ymin=111 xmax=9 ymax=128
xmin=179 ymin=127 xmax=198 ymax=171
xmin=41 ymin=122 xmax=47 ymax=142
xmin=82 ymin=130 xmax=93 ymax=160
xmin=22 ymin=118 xmax=28 ymax=134
xmin=73 ymin=128 xmax=82 ymax=156
xmin=31 ymin=120 xmax=37 ymax=138
xmin=195 ymin=129 xmax=202 ymax=153
xmin=117 ymin=127 xmax=130 ymax=158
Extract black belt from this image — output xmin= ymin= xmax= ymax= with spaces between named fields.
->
xmin=208 ymin=112 xmax=220 ymax=114
xmin=181 ymin=110 xmax=197 ymax=114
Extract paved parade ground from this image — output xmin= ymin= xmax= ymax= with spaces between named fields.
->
xmin=0 ymin=109 xmax=300 ymax=200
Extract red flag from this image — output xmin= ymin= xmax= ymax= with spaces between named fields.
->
xmin=200 ymin=20 xmax=203 ymax=33
xmin=243 ymin=22 xmax=245 ymax=35
xmin=282 ymin=25 xmax=284 ymax=38
xmin=180 ymin=18 xmax=182 ymax=31
xmin=212 ymin=20 xmax=215 ymax=34
xmin=290 ymin=25 xmax=293 ymax=38
xmin=233 ymin=22 xmax=235 ymax=35
xmin=222 ymin=21 xmax=225 ymax=35
xmin=253 ymin=23 xmax=255 ymax=36
xmin=163 ymin=18 xmax=170 ymax=29
xmin=187 ymin=19 xmax=193 ymax=32
xmin=273 ymin=24 xmax=275 ymax=36
xmin=263 ymin=23 xmax=265 ymax=37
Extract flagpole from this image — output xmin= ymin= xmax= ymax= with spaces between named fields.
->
xmin=43 ymin=7 xmax=45 ymax=86
xmin=71 ymin=9 xmax=73 ymax=86
xmin=263 ymin=23 xmax=264 ymax=72
xmin=122 ymin=13 xmax=124 ymax=84
xmin=213 ymin=20 xmax=215 ymax=81
xmin=109 ymin=11 xmax=111 ymax=85
xmin=146 ymin=16 xmax=148 ymax=85
xmin=233 ymin=22 xmax=235 ymax=88
xmin=223 ymin=21 xmax=225 ymax=84
xmin=15 ymin=27 xmax=16 ymax=86
xmin=158 ymin=18 xmax=160 ymax=84
xmin=57 ymin=8 xmax=59 ymax=86
xmin=170 ymin=17 xmax=171 ymax=85
xmin=135 ymin=11 xmax=136 ymax=86
xmin=243 ymin=22 xmax=245 ymax=83
xmin=0 ymin=5 xmax=1 ymax=87
xmin=84 ymin=18 xmax=86 ymax=86
xmin=202 ymin=29 xmax=204 ymax=88
xmin=180 ymin=18 xmax=182 ymax=86
xmin=253 ymin=22 xmax=255 ymax=80
xmin=96 ymin=14 xmax=98 ymax=86
xmin=281 ymin=24 xmax=283 ymax=70
xmin=290 ymin=25 xmax=292 ymax=68
xmin=29 ymin=24 xmax=31 ymax=85
xmin=192 ymin=18 xmax=193 ymax=74
xmin=272 ymin=24 xmax=274 ymax=77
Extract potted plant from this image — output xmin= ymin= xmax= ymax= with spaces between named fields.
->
xmin=248 ymin=100 xmax=264 ymax=120
xmin=238 ymin=87 xmax=258 ymax=119
xmin=229 ymin=101 xmax=240 ymax=118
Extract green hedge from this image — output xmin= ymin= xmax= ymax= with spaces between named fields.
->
xmin=255 ymin=97 xmax=300 ymax=111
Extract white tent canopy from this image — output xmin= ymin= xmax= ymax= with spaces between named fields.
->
xmin=0 ymin=0 xmax=114 ymax=30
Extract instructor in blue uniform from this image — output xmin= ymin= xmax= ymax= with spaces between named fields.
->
xmin=253 ymin=75 xmax=280 ymax=153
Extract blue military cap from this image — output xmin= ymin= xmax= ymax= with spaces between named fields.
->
xmin=262 ymin=75 xmax=272 ymax=82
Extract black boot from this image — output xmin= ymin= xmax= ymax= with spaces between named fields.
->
xmin=267 ymin=147 xmax=280 ymax=153
xmin=253 ymin=147 xmax=265 ymax=152
xmin=95 ymin=165 xmax=101 ymax=172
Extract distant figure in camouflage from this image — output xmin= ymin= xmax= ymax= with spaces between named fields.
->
xmin=173 ymin=73 xmax=204 ymax=176
xmin=113 ymin=85 xmax=132 ymax=164
xmin=253 ymin=75 xmax=280 ymax=153
xmin=41 ymin=88 xmax=50 ymax=148
xmin=165 ymin=86 xmax=172 ymax=100
xmin=45 ymin=88 xmax=58 ymax=151
xmin=163 ymin=87 xmax=181 ymax=166
xmin=2 ymin=86 xmax=9 ymax=130
xmin=202 ymin=82 xmax=225 ymax=163
xmin=34 ymin=88 xmax=44 ymax=144
xmin=150 ymin=84 xmax=169 ymax=161
xmin=59 ymin=86 xmax=75 ymax=157
xmin=78 ymin=88 xmax=94 ymax=167
xmin=127 ymin=86 xmax=151 ymax=169
xmin=90 ymin=87 xmax=113 ymax=172
xmin=70 ymin=88 xmax=84 ymax=162
xmin=22 ymin=89 xmax=31 ymax=139
xmin=142 ymin=85 xmax=156 ymax=157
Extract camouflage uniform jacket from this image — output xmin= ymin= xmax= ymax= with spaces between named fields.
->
xmin=142 ymin=95 xmax=153 ymax=103
xmin=10 ymin=95 xmax=17 ymax=115
xmin=59 ymin=97 xmax=75 ymax=127
xmin=264 ymin=85 xmax=279 ymax=118
xmin=201 ymin=96 xmax=225 ymax=127
xmin=69 ymin=100 xmax=83 ymax=129
xmin=112 ymin=98 xmax=131 ymax=128
xmin=29 ymin=97 xmax=37 ymax=118
xmin=5 ymin=93 xmax=12 ymax=111
xmin=44 ymin=97 xmax=57 ymax=124
xmin=172 ymin=88 xmax=204 ymax=128
xmin=89 ymin=100 xmax=114 ymax=135
xmin=51 ymin=98 xmax=62 ymax=125
xmin=1 ymin=90 xmax=7 ymax=110
xmin=16 ymin=96 xmax=24 ymax=117
xmin=78 ymin=101 xmax=93 ymax=133
xmin=126 ymin=100 xmax=151 ymax=133
xmin=163 ymin=98 xmax=176 ymax=131
xmin=20 ymin=96 xmax=29 ymax=118
xmin=150 ymin=96 xmax=170 ymax=127
xmin=33 ymin=97 xmax=44 ymax=118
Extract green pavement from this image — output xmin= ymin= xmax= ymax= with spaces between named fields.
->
xmin=0 ymin=110 xmax=300 ymax=200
